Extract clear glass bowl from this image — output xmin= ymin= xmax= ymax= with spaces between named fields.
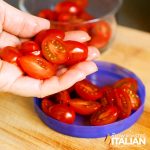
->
xmin=18 ymin=0 xmax=122 ymax=53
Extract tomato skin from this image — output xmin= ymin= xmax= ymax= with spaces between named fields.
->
xmin=58 ymin=13 xmax=78 ymax=22
xmin=80 ymin=11 xmax=93 ymax=21
xmin=75 ymin=80 xmax=103 ymax=101
xmin=41 ymin=98 xmax=54 ymax=115
xmin=18 ymin=55 xmax=56 ymax=79
xmin=70 ymin=98 xmax=101 ymax=115
xmin=38 ymin=9 xmax=57 ymax=20
xmin=114 ymin=78 xmax=138 ymax=92
xmin=65 ymin=0 xmax=88 ymax=9
xmin=123 ymin=87 xmax=141 ymax=111
xmin=55 ymin=1 xmax=81 ymax=14
xmin=64 ymin=41 xmax=88 ymax=65
xmin=0 ymin=46 xmax=21 ymax=63
xmin=55 ymin=90 xmax=70 ymax=104
xmin=34 ymin=29 xmax=65 ymax=47
xmin=114 ymin=88 xmax=132 ymax=119
xmin=42 ymin=37 xmax=69 ymax=64
xmin=90 ymin=105 xmax=118 ymax=126
xmin=49 ymin=104 xmax=76 ymax=124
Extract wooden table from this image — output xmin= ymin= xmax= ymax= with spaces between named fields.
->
xmin=0 ymin=26 xmax=150 ymax=150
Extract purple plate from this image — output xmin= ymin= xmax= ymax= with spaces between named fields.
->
xmin=34 ymin=61 xmax=146 ymax=138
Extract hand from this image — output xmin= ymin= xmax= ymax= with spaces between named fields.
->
xmin=0 ymin=0 xmax=100 ymax=98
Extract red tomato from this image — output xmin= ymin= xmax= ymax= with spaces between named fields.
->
xmin=80 ymin=11 xmax=94 ymax=21
xmin=114 ymin=88 xmax=132 ymax=119
xmin=55 ymin=1 xmax=81 ymax=14
xmin=90 ymin=21 xmax=111 ymax=48
xmin=90 ymin=105 xmax=118 ymax=126
xmin=41 ymin=98 xmax=54 ymax=115
xmin=42 ymin=36 xmax=69 ymax=64
xmin=34 ymin=29 xmax=65 ymax=47
xmin=70 ymin=98 xmax=101 ymax=115
xmin=18 ymin=55 xmax=56 ymax=79
xmin=75 ymin=80 xmax=103 ymax=101
xmin=58 ymin=13 xmax=78 ymax=22
xmin=38 ymin=9 xmax=57 ymax=20
xmin=20 ymin=41 xmax=41 ymax=56
xmin=66 ymin=0 xmax=88 ymax=9
xmin=114 ymin=78 xmax=138 ymax=92
xmin=55 ymin=90 xmax=70 ymax=104
xmin=123 ymin=87 xmax=141 ymax=111
xmin=0 ymin=46 xmax=21 ymax=63
xmin=49 ymin=104 xmax=75 ymax=124
xmin=64 ymin=41 xmax=88 ymax=65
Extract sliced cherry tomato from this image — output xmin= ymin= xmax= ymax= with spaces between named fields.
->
xmin=18 ymin=55 xmax=56 ymax=79
xmin=123 ymin=87 xmax=141 ymax=111
xmin=20 ymin=41 xmax=41 ymax=56
xmin=41 ymin=98 xmax=54 ymax=115
xmin=114 ymin=78 xmax=138 ymax=92
xmin=64 ymin=41 xmax=88 ymax=65
xmin=49 ymin=104 xmax=75 ymax=124
xmin=65 ymin=0 xmax=88 ymax=9
xmin=70 ymin=98 xmax=101 ymax=115
xmin=75 ymin=80 xmax=103 ymax=101
xmin=55 ymin=90 xmax=70 ymax=104
xmin=90 ymin=105 xmax=118 ymax=126
xmin=42 ymin=36 xmax=69 ymax=64
xmin=34 ymin=29 xmax=65 ymax=47
xmin=0 ymin=46 xmax=21 ymax=63
xmin=55 ymin=1 xmax=81 ymax=14
xmin=38 ymin=9 xmax=57 ymax=20
xmin=114 ymin=88 xmax=132 ymax=119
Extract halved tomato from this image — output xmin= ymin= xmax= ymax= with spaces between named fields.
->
xmin=18 ymin=55 xmax=56 ymax=79
xmin=70 ymin=98 xmax=101 ymax=115
xmin=114 ymin=78 xmax=138 ymax=92
xmin=42 ymin=36 xmax=69 ymax=64
xmin=49 ymin=104 xmax=76 ymax=124
xmin=0 ymin=46 xmax=21 ymax=63
xmin=75 ymin=80 xmax=103 ymax=101
xmin=65 ymin=41 xmax=88 ymax=65
xmin=90 ymin=105 xmax=118 ymax=126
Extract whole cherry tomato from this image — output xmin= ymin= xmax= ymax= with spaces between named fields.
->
xmin=49 ymin=104 xmax=76 ymax=124
xmin=70 ymin=98 xmax=101 ymax=115
xmin=55 ymin=1 xmax=81 ymax=14
xmin=75 ymin=80 xmax=103 ymax=101
xmin=18 ymin=55 xmax=56 ymax=79
xmin=80 ymin=11 xmax=93 ymax=21
xmin=90 ymin=105 xmax=118 ymax=126
xmin=34 ymin=29 xmax=65 ymax=47
xmin=114 ymin=88 xmax=132 ymax=119
xmin=38 ymin=9 xmax=57 ymax=20
xmin=64 ymin=41 xmax=88 ymax=65
xmin=41 ymin=98 xmax=54 ymax=115
xmin=114 ymin=78 xmax=138 ymax=92
xmin=0 ymin=46 xmax=21 ymax=64
xmin=20 ymin=41 xmax=41 ymax=56
xmin=123 ymin=87 xmax=141 ymax=111
xmin=55 ymin=90 xmax=70 ymax=104
xmin=65 ymin=0 xmax=88 ymax=9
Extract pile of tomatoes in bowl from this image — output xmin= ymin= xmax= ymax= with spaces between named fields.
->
xmin=0 ymin=29 xmax=88 ymax=79
xmin=40 ymin=77 xmax=141 ymax=125
xmin=37 ymin=0 xmax=112 ymax=51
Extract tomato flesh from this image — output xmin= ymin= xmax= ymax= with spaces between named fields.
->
xmin=65 ymin=41 xmax=88 ymax=65
xmin=49 ymin=104 xmax=75 ymax=124
xmin=56 ymin=90 xmax=70 ymax=104
xmin=70 ymin=98 xmax=101 ymax=115
xmin=90 ymin=105 xmax=118 ymax=126
xmin=0 ymin=46 xmax=21 ymax=64
xmin=75 ymin=80 xmax=103 ymax=101
xmin=18 ymin=55 xmax=56 ymax=79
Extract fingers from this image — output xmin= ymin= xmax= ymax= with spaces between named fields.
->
xmin=0 ymin=1 xmax=50 ymax=38
xmin=0 ymin=31 xmax=21 ymax=48
xmin=87 ymin=46 xmax=100 ymax=60
xmin=64 ymin=31 xmax=91 ymax=42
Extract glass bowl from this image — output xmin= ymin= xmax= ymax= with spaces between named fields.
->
xmin=18 ymin=0 xmax=123 ymax=53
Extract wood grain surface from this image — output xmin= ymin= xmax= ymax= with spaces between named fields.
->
xmin=0 ymin=26 xmax=150 ymax=150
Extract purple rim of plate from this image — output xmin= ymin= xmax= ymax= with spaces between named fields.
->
xmin=34 ymin=61 xmax=146 ymax=138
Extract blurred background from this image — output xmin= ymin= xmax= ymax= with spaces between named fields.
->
xmin=4 ymin=0 xmax=150 ymax=32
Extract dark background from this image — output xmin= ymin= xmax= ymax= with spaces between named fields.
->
xmin=4 ymin=0 xmax=150 ymax=32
